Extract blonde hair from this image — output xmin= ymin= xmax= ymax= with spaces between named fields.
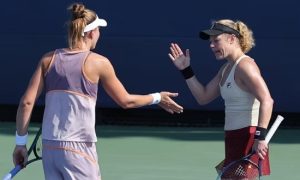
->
xmin=67 ymin=3 xmax=97 ymax=49
xmin=216 ymin=19 xmax=255 ymax=53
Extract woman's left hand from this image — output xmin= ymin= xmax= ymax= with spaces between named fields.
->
xmin=253 ymin=139 xmax=268 ymax=159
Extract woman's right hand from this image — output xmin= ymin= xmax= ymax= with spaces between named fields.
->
xmin=158 ymin=91 xmax=183 ymax=114
xmin=13 ymin=145 xmax=28 ymax=167
xmin=168 ymin=43 xmax=191 ymax=70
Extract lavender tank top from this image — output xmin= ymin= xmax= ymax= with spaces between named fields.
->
xmin=42 ymin=49 xmax=98 ymax=142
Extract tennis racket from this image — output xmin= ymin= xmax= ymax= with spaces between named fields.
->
xmin=3 ymin=127 xmax=42 ymax=180
xmin=216 ymin=115 xmax=284 ymax=180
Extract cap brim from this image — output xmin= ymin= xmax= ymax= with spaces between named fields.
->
xmin=199 ymin=29 xmax=223 ymax=40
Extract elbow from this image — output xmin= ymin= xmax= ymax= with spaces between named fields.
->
xmin=261 ymin=96 xmax=274 ymax=108
xmin=267 ymin=97 xmax=274 ymax=107
xmin=265 ymin=96 xmax=274 ymax=106
xmin=117 ymin=97 xmax=135 ymax=109
xmin=119 ymin=103 xmax=132 ymax=109
xmin=19 ymin=98 xmax=35 ymax=110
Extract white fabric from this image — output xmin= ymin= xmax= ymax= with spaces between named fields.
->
xmin=220 ymin=55 xmax=260 ymax=130
xmin=82 ymin=15 xmax=107 ymax=36
xmin=150 ymin=93 xmax=161 ymax=105
xmin=42 ymin=91 xmax=97 ymax=142
xmin=16 ymin=131 xmax=28 ymax=145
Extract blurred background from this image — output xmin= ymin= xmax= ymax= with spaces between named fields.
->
xmin=1 ymin=0 xmax=299 ymax=126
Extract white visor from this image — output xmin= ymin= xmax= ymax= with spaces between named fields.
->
xmin=82 ymin=15 xmax=107 ymax=36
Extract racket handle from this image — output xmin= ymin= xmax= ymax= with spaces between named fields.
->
xmin=2 ymin=165 xmax=22 ymax=180
xmin=265 ymin=115 xmax=284 ymax=144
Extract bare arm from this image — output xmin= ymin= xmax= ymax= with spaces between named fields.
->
xmin=237 ymin=58 xmax=274 ymax=159
xmin=16 ymin=60 xmax=45 ymax=135
xmin=185 ymin=73 xmax=221 ymax=105
xmin=101 ymin=59 xmax=156 ymax=108
xmin=85 ymin=54 xmax=183 ymax=113
xmin=237 ymin=59 xmax=273 ymax=128
xmin=14 ymin=52 xmax=51 ymax=166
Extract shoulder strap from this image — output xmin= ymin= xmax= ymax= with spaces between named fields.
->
xmin=221 ymin=63 xmax=230 ymax=78
xmin=226 ymin=55 xmax=248 ymax=80
xmin=43 ymin=49 xmax=58 ymax=77
xmin=231 ymin=55 xmax=248 ymax=71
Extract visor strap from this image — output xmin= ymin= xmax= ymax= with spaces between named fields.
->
xmin=213 ymin=23 xmax=240 ymax=37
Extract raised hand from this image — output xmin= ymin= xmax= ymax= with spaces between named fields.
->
xmin=158 ymin=91 xmax=183 ymax=114
xmin=168 ymin=43 xmax=191 ymax=70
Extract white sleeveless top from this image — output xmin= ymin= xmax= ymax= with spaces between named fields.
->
xmin=219 ymin=55 xmax=260 ymax=130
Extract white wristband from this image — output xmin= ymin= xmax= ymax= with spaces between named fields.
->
xmin=150 ymin=93 xmax=161 ymax=105
xmin=16 ymin=131 xmax=28 ymax=146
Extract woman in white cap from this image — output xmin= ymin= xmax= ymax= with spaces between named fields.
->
xmin=13 ymin=3 xmax=183 ymax=180
xmin=168 ymin=19 xmax=273 ymax=179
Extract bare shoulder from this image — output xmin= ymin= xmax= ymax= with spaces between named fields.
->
xmin=40 ymin=50 xmax=55 ymax=71
xmin=84 ymin=52 xmax=115 ymax=82
xmin=41 ymin=51 xmax=55 ymax=62
xmin=237 ymin=56 xmax=261 ymax=75
xmin=87 ymin=52 xmax=112 ymax=67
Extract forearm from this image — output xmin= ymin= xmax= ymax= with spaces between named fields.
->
xmin=185 ymin=77 xmax=209 ymax=105
xmin=16 ymin=100 xmax=35 ymax=135
xmin=118 ymin=93 xmax=159 ymax=109
xmin=257 ymin=98 xmax=274 ymax=128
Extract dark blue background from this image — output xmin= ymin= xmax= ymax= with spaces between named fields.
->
xmin=1 ymin=0 xmax=299 ymax=112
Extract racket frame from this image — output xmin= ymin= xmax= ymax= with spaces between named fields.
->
xmin=216 ymin=115 xmax=284 ymax=180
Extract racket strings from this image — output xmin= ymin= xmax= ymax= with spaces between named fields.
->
xmin=223 ymin=160 xmax=260 ymax=179
xmin=35 ymin=136 xmax=43 ymax=158
xmin=234 ymin=165 xmax=247 ymax=176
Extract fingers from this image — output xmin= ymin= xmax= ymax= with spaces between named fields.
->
xmin=169 ymin=43 xmax=184 ymax=60
xmin=173 ymin=43 xmax=183 ymax=55
xmin=257 ymin=150 xmax=265 ymax=160
xmin=13 ymin=146 xmax=28 ymax=167
xmin=159 ymin=93 xmax=183 ymax=114
xmin=166 ymin=92 xmax=179 ymax=98
xmin=257 ymin=147 xmax=268 ymax=160
xmin=160 ymin=103 xmax=183 ymax=114
xmin=164 ymin=108 xmax=174 ymax=114
xmin=169 ymin=102 xmax=184 ymax=113
xmin=253 ymin=141 xmax=268 ymax=160
xmin=13 ymin=153 xmax=24 ymax=166
xmin=168 ymin=53 xmax=175 ymax=61
xmin=169 ymin=45 xmax=178 ymax=59
xmin=186 ymin=49 xmax=190 ymax=58
xmin=159 ymin=100 xmax=183 ymax=114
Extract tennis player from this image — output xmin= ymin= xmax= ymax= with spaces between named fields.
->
xmin=168 ymin=19 xmax=273 ymax=179
xmin=13 ymin=3 xmax=183 ymax=180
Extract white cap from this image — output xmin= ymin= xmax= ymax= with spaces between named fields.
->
xmin=82 ymin=15 xmax=107 ymax=36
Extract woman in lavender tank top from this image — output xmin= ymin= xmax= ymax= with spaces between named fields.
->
xmin=13 ymin=3 xmax=183 ymax=180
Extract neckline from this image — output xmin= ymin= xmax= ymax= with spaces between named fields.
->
xmin=62 ymin=48 xmax=90 ymax=53
xmin=234 ymin=54 xmax=247 ymax=65
xmin=219 ymin=55 xmax=247 ymax=87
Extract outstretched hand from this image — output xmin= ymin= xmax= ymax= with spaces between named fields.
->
xmin=158 ymin=92 xmax=183 ymax=114
xmin=168 ymin=43 xmax=191 ymax=70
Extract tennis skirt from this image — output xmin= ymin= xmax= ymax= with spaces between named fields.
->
xmin=216 ymin=126 xmax=270 ymax=179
